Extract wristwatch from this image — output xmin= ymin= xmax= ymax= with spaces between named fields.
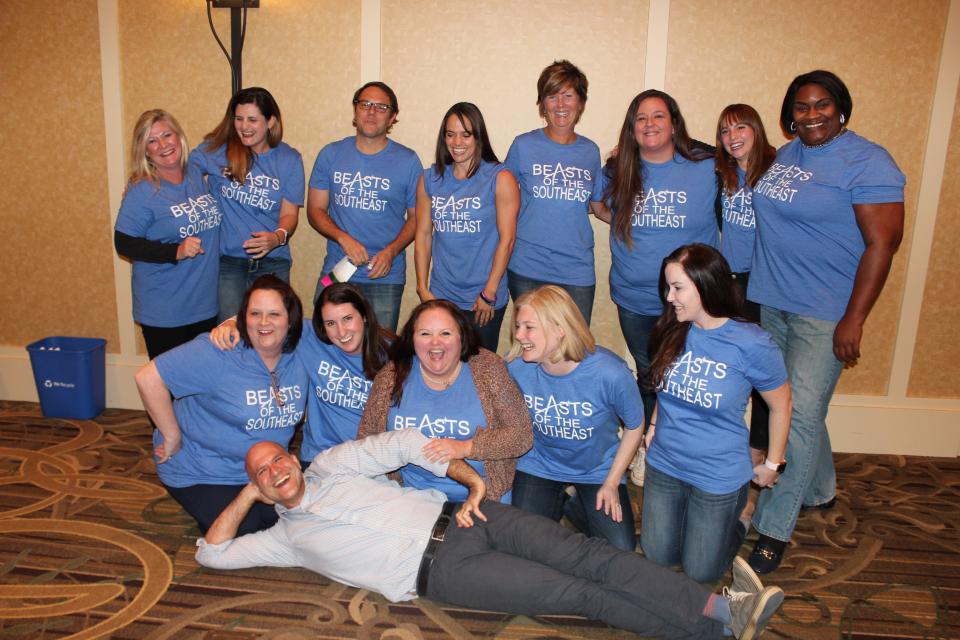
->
xmin=763 ymin=458 xmax=787 ymax=474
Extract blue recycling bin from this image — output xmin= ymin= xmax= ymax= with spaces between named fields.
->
xmin=26 ymin=336 xmax=106 ymax=419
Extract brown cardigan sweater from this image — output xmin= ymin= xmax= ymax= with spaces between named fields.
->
xmin=357 ymin=348 xmax=533 ymax=500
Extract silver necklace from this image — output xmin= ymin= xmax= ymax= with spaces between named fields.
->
xmin=801 ymin=127 xmax=849 ymax=150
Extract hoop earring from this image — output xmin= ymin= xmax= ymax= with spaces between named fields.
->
xmin=840 ymin=114 xmax=846 ymax=125
xmin=789 ymin=121 xmax=796 ymax=132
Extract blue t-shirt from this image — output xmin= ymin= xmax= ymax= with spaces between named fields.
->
xmin=609 ymin=154 xmax=719 ymax=315
xmin=385 ymin=360 xmax=487 ymax=501
xmin=504 ymin=128 xmax=602 ymax=286
xmin=188 ymin=141 xmax=305 ymax=262
xmin=720 ymin=167 xmax=756 ymax=274
xmin=508 ymin=347 xmax=645 ymax=485
xmin=114 ymin=170 xmax=222 ymax=327
xmin=423 ymin=161 xmax=509 ymax=310
xmin=748 ymin=132 xmax=905 ymax=321
xmin=153 ymin=335 xmax=307 ymax=487
xmin=309 ymin=137 xmax=422 ymax=285
xmin=647 ymin=320 xmax=786 ymax=494
xmin=296 ymin=322 xmax=373 ymax=461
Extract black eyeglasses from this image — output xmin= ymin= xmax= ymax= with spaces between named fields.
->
xmin=270 ymin=370 xmax=285 ymax=408
xmin=353 ymin=99 xmax=392 ymax=114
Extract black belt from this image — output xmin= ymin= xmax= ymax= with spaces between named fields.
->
xmin=416 ymin=501 xmax=455 ymax=596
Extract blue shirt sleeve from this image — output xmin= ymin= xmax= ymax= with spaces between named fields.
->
xmin=309 ymin=143 xmax=334 ymax=191
xmin=280 ymin=147 xmax=306 ymax=206
xmin=155 ymin=335 xmax=222 ymax=399
xmin=744 ymin=328 xmax=788 ymax=393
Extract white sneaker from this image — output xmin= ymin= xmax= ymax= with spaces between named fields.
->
xmin=725 ymin=584 xmax=783 ymax=640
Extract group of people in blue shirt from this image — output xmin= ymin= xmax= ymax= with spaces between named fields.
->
xmin=119 ymin=59 xmax=905 ymax=596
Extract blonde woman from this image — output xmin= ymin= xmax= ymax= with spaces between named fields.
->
xmin=114 ymin=109 xmax=222 ymax=359
xmin=507 ymin=285 xmax=645 ymax=550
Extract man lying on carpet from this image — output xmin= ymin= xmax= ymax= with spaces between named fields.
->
xmin=196 ymin=429 xmax=783 ymax=640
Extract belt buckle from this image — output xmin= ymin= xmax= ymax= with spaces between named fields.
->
xmin=248 ymin=258 xmax=260 ymax=273
xmin=430 ymin=514 xmax=451 ymax=543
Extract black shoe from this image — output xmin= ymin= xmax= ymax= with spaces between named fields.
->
xmin=801 ymin=497 xmax=837 ymax=512
xmin=748 ymin=535 xmax=786 ymax=574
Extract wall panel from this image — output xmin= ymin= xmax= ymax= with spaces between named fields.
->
xmin=909 ymin=81 xmax=960 ymax=398
xmin=0 ymin=0 xmax=119 ymax=351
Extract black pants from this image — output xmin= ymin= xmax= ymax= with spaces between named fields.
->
xmin=141 ymin=316 xmax=218 ymax=360
xmin=165 ymin=483 xmax=278 ymax=536
xmin=732 ymin=273 xmax=770 ymax=450
xmin=426 ymin=502 xmax=721 ymax=639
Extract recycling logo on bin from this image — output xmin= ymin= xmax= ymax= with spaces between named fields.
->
xmin=43 ymin=380 xmax=76 ymax=389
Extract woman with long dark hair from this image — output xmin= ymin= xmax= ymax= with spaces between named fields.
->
xmin=600 ymin=90 xmax=719 ymax=421
xmin=714 ymin=103 xmax=777 ymax=513
xmin=415 ymin=102 xmax=519 ymax=351
xmin=190 ymin=87 xmax=305 ymax=321
xmin=746 ymin=70 xmax=905 ymax=573
xmin=212 ymin=282 xmax=393 ymax=468
xmin=642 ymin=244 xmax=791 ymax=583
xmin=358 ymin=300 xmax=532 ymax=502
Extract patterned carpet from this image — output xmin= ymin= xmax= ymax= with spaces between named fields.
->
xmin=0 ymin=400 xmax=957 ymax=639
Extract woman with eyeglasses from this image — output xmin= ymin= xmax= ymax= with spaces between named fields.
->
xmin=190 ymin=87 xmax=305 ymax=321
xmin=135 ymin=275 xmax=307 ymax=535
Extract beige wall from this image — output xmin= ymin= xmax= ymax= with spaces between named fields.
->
xmin=0 ymin=0 xmax=119 ymax=351
xmin=0 ymin=0 xmax=957 ymax=454
xmin=910 ymin=79 xmax=960 ymax=397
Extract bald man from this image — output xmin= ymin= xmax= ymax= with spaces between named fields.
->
xmin=197 ymin=429 xmax=783 ymax=640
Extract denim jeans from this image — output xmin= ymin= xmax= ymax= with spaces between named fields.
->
xmin=752 ymin=306 xmax=843 ymax=542
xmin=219 ymin=255 xmax=291 ymax=322
xmin=640 ymin=465 xmax=748 ymax=584
xmin=315 ymin=278 xmax=404 ymax=333
xmin=511 ymin=470 xmax=636 ymax=551
xmin=507 ymin=270 xmax=595 ymax=326
xmin=616 ymin=305 xmax=659 ymax=422
xmin=427 ymin=502 xmax=721 ymax=639
xmin=470 ymin=304 xmax=507 ymax=354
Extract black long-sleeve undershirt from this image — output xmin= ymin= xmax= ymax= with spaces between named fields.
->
xmin=114 ymin=230 xmax=179 ymax=264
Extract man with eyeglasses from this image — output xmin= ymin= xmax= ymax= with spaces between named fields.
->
xmin=307 ymin=81 xmax=422 ymax=331
xmin=197 ymin=429 xmax=785 ymax=640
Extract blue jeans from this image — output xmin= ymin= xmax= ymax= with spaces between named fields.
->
xmin=508 ymin=271 xmax=595 ymax=326
xmin=752 ymin=306 xmax=843 ymax=542
xmin=640 ymin=465 xmax=748 ymax=584
xmin=616 ymin=306 xmax=659 ymax=422
xmin=470 ymin=304 xmax=507 ymax=353
xmin=219 ymin=255 xmax=291 ymax=322
xmin=315 ymin=278 xmax=404 ymax=333
xmin=427 ymin=502 xmax=721 ymax=639
xmin=511 ymin=470 xmax=636 ymax=551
